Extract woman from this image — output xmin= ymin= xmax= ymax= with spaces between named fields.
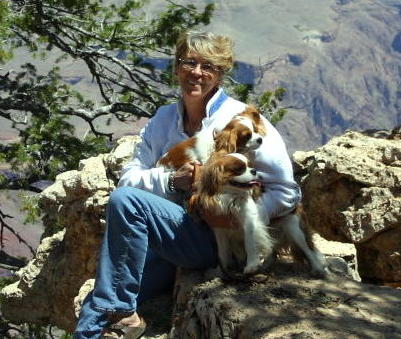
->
xmin=74 ymin=31 xmax=300 ymax=339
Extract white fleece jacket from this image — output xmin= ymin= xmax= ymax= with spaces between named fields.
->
xmin=118 ymin=88 xmax=301 ymax=221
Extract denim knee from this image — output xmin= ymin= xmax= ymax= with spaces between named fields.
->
xmin=108 ymin=186 xmax=142 ymax=211
xmin=106 ymin=187 xmax=146 ymax=233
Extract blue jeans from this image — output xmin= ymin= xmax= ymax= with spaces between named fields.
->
xmin=74 ymin=187 xmax=218 ymax=338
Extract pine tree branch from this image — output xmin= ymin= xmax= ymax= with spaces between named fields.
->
xmin=0 ymin=207 xmax=35 ymax=256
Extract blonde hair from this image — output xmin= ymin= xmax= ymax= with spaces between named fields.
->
xmin=174 ymin=31 xmax=234 ymax=73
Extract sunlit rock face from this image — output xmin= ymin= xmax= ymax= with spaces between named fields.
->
xmin=294 ymin=128 xmax=401 ymax=283
xmin=0 ymin=136 xmax=140 ymax=331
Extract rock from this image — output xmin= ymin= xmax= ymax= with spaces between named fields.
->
xmin=357 ymin=228 xmax=401 ymax=283
xmin=170 ymin=266 xmax=401 ymax=339
xmin=312 ymin=234 xmax=360 ymax=281
xmin=312 ymin=233 xmax=356 ymax=259
xmin=74 ymin=279 xmax=95 ymax=319
xmin=0 ymin=169 xmax=25 ymax=188
xmin=293 ymin=129 xmax=401 ymax=283
xmin=325 ymin=257 xmax=360 ymax=282
xmin=2 ymin=131 xmax=401 ymax=336
xmin=1 ymin=230 xmax=67 ymax=325
xmin=0 ymin=135 xmax=141 ymax=332
xmin=29 ymin=180 xmax=54 ymax=192
xmin=252 ymin=0 xmax=401 ymax=154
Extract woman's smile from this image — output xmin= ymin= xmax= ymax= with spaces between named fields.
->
xmin=177 ymin=54 xmax=221 ymax=101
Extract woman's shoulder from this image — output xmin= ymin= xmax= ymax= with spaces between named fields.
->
xmin=149 ymin=102 xmax=180 ymax=125
xmin=154 ymin=102 xmax=179 ymax=117
xmin=208 ymin=96 xmax=247 ymax=124
xmin=229 ymin=99 xmax=248 ymax=114
xmin=220 ymin=95 xmax=247 ymax=113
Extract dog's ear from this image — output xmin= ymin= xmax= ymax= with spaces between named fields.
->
xmin=242 ymin=105 xmax=267 ymax=136
xmin=227 ymin=130 xmax=239 ymax=153
xmin=254 ymin=113 xmax=267 ymax=136
xmin=202 ymin=162 xmax=224 ymax=196
xmin=214 ymin=129 xmax=238 ymax=153
xmin=187 ymin=194 xmax=198 ymax=214
xmin=241 ymin=105 xmax=258 ymax=118
xmin=212 ymin=127 xmax=221 ymax=140
xmin=250 ymin=111 xmax=266 ymax=136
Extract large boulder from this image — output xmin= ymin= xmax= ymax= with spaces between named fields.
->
xmin=0 ymin=136 xmax=141 ymax=331
xmin=293 ymin=129 xmax=401 ymax=283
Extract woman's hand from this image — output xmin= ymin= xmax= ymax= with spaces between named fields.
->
xmin=172 ymin=161 xmax=201 ymax=192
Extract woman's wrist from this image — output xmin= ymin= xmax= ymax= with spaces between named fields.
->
xmin=168 ymin=172 xmax=178 ymax=192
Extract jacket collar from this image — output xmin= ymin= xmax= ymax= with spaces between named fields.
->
xmin=177 ymin=88 xmax=228 ymax=131
xmin=205 ymin=88 xmax=228 ymax=117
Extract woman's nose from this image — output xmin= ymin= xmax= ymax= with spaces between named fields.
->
xmin=191 ymin=63 xmax=203 ymax=75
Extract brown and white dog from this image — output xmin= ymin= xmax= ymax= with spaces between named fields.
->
xmin=188 ymin=153 xmax=327 ymax=276
xmin=157 ymin=105 xmax=266 ymax=170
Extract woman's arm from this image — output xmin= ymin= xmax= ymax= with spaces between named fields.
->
xmin=117 ymin=113 xmax=175 ymax=198
xmin=118 ymin=135 xmax=172 ymax=198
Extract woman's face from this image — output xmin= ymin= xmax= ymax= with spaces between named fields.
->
xmin=176 ymin=52 xmax=221 ymax=103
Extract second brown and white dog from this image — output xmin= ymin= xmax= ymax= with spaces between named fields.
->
xmin=157 ymin=105 xmax=266 ymax=170
xmin=188 ymin=153 xmax=327 ymax=276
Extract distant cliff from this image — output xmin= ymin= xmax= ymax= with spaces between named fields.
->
xmin=251 ymin=0 xmax=401 ymax=153
xmin=169 ymin=0 xmax=401 ymax=153
xmin=2 ymin=0 xmax=400 ymax=154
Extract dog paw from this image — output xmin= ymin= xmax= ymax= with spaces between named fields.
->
xmin=312 ymin=254 xmax=330 ymax=278
xmin=310 ymin=266 xmax=329 ymax=279
xmin=243 ymin=261 xmax=261 ymax=275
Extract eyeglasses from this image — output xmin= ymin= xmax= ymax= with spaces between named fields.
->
xmin=178 ymin=58 xmax=220 ymax=75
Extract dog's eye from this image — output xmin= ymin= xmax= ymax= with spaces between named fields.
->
xmin=230 ymin=161 xmax=246 ymax=175
xmin=237 ymin=130 xmax=251 ymax=145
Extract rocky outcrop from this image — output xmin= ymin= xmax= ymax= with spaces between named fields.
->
xmin=0 ymin=136 xmax=141 ymax=331
xmin=293 ymin=129 xmax=401 ymax=283
xmin=170 ymin=267 xmax=401 ymax=339
xmin=2 ymin=131 xmax=401 ymax=336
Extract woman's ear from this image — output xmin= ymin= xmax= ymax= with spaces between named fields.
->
xmin=242 ymin=105 xmax=267 ymax=136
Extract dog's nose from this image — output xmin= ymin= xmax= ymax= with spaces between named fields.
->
xmin=251 ymin=169 xmax=257 ymax=175
xmin=256 ymin=137 xmax=263 ymax=144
